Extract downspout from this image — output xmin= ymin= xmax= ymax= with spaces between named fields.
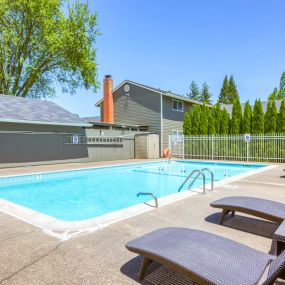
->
xmin=160 ymin=92 xmax=163 ymax=157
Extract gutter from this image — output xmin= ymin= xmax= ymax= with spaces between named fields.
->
xmin=0 ymin=118 xmax=92 ymax=127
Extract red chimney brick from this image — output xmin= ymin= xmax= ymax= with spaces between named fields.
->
xmin=103 ymin=75 xmax=114 ymax=123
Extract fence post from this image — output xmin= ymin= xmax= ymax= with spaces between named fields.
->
xmin=182 ymin=135 xmax=185 ymax=159
xmin=211 ymin=135 xmax=214 ymax=160
xmin=246 ymin=141 xmax=249 ymax=162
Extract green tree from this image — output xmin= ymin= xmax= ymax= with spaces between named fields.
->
xmin=277 ymin=100 xmax=285 ymax=133
xmin=252 ymin=99 xmax=264 ymax=134
xmin=268 ymin=87 xmax=282 ymax=101
xmin=228 ymin=75 xmax=239 ymax=103
xmin=242 ymin=101 xmax=252 ymax=134
xmin=279 ymin=71 xmax=285 ymax=98
xmin=264 ymin=100 xmax=277 ymax=134
xmin=220 ymin=108 xmax=230 ymax=134
xmin=186 ymin=81 xmax=200 ymax=101
xmin=208 ymin=109 xmax=215 ymax=134
xmin=199 ymin=105 xmax=209 ymax=135
xmin=191 ymin=106 xmax=201 ymax=135
xmin=199 ymin=82 xmax=212 ymax=104
xmin=0 ymin=0 xmax=99 ymax=98
xmin=214 ymin=104 xmax=221 ymax=134
xmin=218 ymin=75 xmax=229 ymax=104
xmin=230 ymin=98 xmax=242 ymax=134
xmin=183 ymin=110 xmax=192 ymax=135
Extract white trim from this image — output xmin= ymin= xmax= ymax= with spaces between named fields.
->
xmin=0 ymin=118 xmax=91 ymax=127
xmin=172 ymin=99 xmax=184 ymax=112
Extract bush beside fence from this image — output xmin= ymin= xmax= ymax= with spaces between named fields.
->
xmin=169 ymin=134 xmax=285 ymax=162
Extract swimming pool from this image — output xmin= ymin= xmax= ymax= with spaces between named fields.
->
xmin=0 ymin=160 xmax=266 ymax=222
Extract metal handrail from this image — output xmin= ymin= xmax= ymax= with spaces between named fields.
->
xmin=178 ymin=170 xmax=206 ymax=194
xmin=137 ymin=192 xmax=158 ymax=208
xmin=200 ymin=168 xmax=214 ymax=190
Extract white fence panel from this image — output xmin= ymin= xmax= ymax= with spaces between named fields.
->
xmin=169 ymin=134 xmax=285 ymax=162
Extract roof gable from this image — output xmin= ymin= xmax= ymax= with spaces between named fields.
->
xmin=95 ymin=79 xmax=210 ymax=107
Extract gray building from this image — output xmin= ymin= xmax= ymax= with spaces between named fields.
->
xmin=95 ymin=76 xmax=208 ymax=155
xmin=0 ymin=95 xmax=90 ymax=166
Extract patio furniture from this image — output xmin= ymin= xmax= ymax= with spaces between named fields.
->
xmin=126 ymin=227 xmax=285 ymax=285
xmin=210 ymin=196 xmax=285 ymax=225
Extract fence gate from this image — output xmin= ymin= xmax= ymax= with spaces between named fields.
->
xmin=169 ymin=134 xmax=285 ymax=163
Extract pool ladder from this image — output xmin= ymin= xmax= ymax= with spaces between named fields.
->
xmin=137 ymin=192 xmax=158 ymax=208
xmin=178 ymin=168 xmax=214 ymax=194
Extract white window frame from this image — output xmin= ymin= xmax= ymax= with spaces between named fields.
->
xmin=171 ymin=130 xmax=183 ymax=142
xmin=172 ymin=99 xmax=184 ymax=112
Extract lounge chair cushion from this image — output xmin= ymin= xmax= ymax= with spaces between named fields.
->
xmin=126 ymin=227 xmax=273 ymax=285
xmin=211 ymin=196 xmax=285 ymax=223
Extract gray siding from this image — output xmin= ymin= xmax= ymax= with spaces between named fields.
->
xmin=85 ymin=128 xmax=137 ymax=162
xmin=0 ymin=123 xmax=88 ymax=166
xmin=113 ymin=83 xmax=161 ymax=134
xmin=162 ymin=96 xmax=193 ymax=150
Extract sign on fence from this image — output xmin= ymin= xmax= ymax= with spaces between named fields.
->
xmin=169 ymin=134 xmax=285 ymax=163
xmin=244 ymin=134 xmax=251 ymax=143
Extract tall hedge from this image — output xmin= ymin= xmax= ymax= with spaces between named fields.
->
xmin=264 ymin=100 xmax=277 ymax=134
xmin=277 ymin=100 xmax=285 ymax=133
xmin=183 ymin=110 xmax=192 ymax=135
xmin=199 ymin=105 xmax=209 ymax=135
xmin=230 ymin=98 xmax=242 ymax=134
xmin=214 ymin=103 xmax=221 ymax=134
xmin=208 ymin=109 xmax=216 ymax=134
xmin=191 ymin=106 xmax=201 ymax=135
xmin=220 ymin=108 xmax=230 ymax=134
xmin=242 ymin=100 xmax=252 ymax=134
xmin=252 ymin=99 xmax=264 ymax=134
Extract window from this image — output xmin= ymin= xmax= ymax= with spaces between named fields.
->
xmin=171 ymin=130 xmax=183 ymax=142
xmin=172 ymin=99 xmax=184 ymax=112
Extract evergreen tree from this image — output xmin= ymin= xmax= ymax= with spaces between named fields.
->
xmin=279 ymin=71 xmax=285 ymax=98
xmin=214 ymin=104 xmax=221 ymax=134
xmin=252 ymin=99 xmax=264 ymax=134
xmin=268 ymin=87 xmax=282 ymax=101
xmin=264 ymin=100 xmax=277 ymax=134
xmin=199 ymin=82 xmax=212 ymax=104
xmin=183 ymin=110 xmax=192 ymax=135
xmin=230 ymin=98 xmax=242 ymax=134
xmin=208 ymin=109 xmax=216 ymax=134
xmin=218 ymin=75 xmax=229 ymax=104
xmin=242 ymin=101 xmax=252 ymax=134
xmin=191 ymin=106 xmax=201 ymax=135
xmin=277 ymin=100 xmax=285 ymax=133
xmin=228 ymin=75 xmax=239 ymax=103
xmin=186 ymin=81 xmax=200 ymax=100
xmin=220 ymin=108 xmax=230 ymax=134
xmin=199 ymin=105 xmax=209 ymax=135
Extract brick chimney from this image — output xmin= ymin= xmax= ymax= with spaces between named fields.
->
xmin=103 ymin=75 xmax=114 ymax=123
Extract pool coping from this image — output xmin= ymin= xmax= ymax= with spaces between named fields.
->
xmin=0 ymin=160 xmax=277 ymax=241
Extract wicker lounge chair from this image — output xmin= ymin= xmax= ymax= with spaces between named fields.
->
xmin=210 ymin=196 xmax=285 ymax=225
xmin=126 ymin=227 xmax=285 ymax=285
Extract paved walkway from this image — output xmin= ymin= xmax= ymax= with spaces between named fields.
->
xmin=0 ymin=161 xmax=285 ymax=284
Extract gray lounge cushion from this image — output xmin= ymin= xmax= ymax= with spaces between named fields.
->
xmin=211 ymin=196 xmax=285 ymax=223
xmin=126 ymin=227 xmax=274 ymax=285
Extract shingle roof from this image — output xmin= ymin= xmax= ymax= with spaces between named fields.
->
xmin=81 ymin=116 xmax=101 ymax=123
xmin=0 ymin=95 xmax=90 ymax=127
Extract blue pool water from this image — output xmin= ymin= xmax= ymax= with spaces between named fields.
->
xmin=0 ymin=161 xmax=265 ymax=221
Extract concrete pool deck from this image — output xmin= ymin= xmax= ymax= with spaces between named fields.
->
xmin=0 ymin=159 xmax=285 ymax=284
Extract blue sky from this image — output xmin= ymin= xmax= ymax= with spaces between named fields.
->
xmin=53 ymin=0 xmax=285 ymax=117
